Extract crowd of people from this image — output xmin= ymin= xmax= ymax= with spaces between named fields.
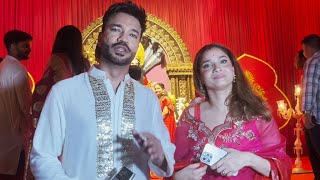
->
xmin=0 ymin=1 xmax=319 ymax=180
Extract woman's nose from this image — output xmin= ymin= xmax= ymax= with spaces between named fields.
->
xmin=213 ymin=65 xmax=222 ymax=72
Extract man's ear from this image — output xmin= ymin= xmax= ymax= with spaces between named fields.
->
xmin=8 ymin=43 xmax=17 ymax=54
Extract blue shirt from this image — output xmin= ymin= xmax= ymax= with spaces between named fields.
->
xmin=301 ymin=52 xmax=320 ymax=124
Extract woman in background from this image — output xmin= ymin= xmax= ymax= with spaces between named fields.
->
xmin=32 ymin=25 xmax=89 ymax=120
xmin=25 ymin=25 xmax=89 ymax=180
xmin=154 ymin=83 xmax=176 ymax=142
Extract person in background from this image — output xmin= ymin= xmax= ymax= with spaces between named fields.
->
xmin=294 ymin=49 xmax=307 ymax=82
xmin=151 ymin=82 xmax=176 ymax=180
xmin=25 ymin=25 xmax=90 ymax=180
xmin=153 ymin=83 xmax=176 ymax=142
xmin=301 ymin=34 xmax=320 ymax=180
xmin=31 ymin=25 xmax=90 ymax=124
xmin=172 ymin=43 xmax=291 ymax=180
xmin=30 ymin=1 xmax=175 ymax=179
xmin=295 ymin=50 xmax=307 ymax=70
xmin=0 ymin=30 xmax=33 ymax=180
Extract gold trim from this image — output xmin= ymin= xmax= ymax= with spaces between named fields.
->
xmin=27 ymin=72 xmax=35 ymax=92
xmin=120 ymin=81 xmax=136 ymax=167
xmin=237 ymin=54 xmax=292 ymax=129
xmin=89 ymin=76 xmax=113 ymax=178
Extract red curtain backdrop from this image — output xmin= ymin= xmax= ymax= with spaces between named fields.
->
xmin=1 ymin=0 xmax=320 ymax=156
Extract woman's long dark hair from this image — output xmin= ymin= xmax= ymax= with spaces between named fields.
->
xmin=193 ymin=43 xmax=272 ymax=121
xmin=52 ymin=25 xmax=89 ymax=75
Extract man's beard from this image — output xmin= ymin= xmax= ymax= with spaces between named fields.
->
xmin=101 ymin=42 xmax=135 ymax=66
xmin=18 ymin=53 xmax=29 ymax=60
xmin=16 ymin=49 xmax=30 ymax=60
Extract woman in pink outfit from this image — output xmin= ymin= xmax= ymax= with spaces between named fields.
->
xmin=171 ymin=43 xmax=291 ymax=180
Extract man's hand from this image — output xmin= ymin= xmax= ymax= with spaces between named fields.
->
xmin=133 ymin=131 xmax=166 ymax=169
xmin=303 ymin=113 xmax=315 ymax=129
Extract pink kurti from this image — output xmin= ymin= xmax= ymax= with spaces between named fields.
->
xmin=173 ymin=97 xmax=291 ymax=180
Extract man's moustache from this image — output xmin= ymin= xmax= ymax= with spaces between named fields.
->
xmin=111 ymin=42 xmax=131 ymax=52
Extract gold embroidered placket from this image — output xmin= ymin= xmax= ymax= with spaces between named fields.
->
xmin=89 ymin=76 xmax=113 ymax=178
xmin=120 ymin=82 xmax=135 ymax=167
xmin=89 ymin=76 xmax=136 ymax=178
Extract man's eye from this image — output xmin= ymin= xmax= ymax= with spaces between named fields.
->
xmin=111 ymin=28 xmax=120 ymax=32
xmin=130 ymin=34 xmax=138 ymax=39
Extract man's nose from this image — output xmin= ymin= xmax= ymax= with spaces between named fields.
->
xmin=117 ymin=32 xmax=129 ymax=43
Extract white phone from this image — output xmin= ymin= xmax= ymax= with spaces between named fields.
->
xmin=200 ymin=144 xmax=238 ymax=176
xmin=200 ymin=144 xmax=227 ymax=166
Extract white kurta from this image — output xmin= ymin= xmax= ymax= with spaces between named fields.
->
xmin=0 ymin=55 xmax=32 ymax=174
xmin=30 ymin=66 xmax=175 ymax=180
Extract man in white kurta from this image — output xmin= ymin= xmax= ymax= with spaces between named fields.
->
xmin=31 ymin=66 xmax=175 ymax=179
xmin=31 ymin=2 xmax=175 ymax=179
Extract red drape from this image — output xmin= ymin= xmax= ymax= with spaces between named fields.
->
xmin=1 ymin=0 xmax=320 ymax=157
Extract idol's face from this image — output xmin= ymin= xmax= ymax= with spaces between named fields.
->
xmin=99 ymin=12 xmax=141 ymax=66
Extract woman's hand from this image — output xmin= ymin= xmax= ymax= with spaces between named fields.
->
xmin=210 ymin=148 xmax=249 ymax=176
xmin=211 ymin=148 xmax=271 ymax=177
xmin=173 ymin=163 xmax=207 ymax=180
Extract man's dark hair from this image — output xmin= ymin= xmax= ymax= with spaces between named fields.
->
xmin=102 ymin=1 xmax=147 ymax=36
xmin=4 ymin=30 xmax=32 ymax=52
xmin=129 ymin=65 xmax=142 ymax=81
xmin=301 ymin=34 xmax=320 ymax=50
xmin=0 ymin=57 xmax=3 ymax=63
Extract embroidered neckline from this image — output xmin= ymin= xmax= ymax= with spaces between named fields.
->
xmin=180 ymin=98 xmax=257 ymax=162
xmin=183 ymin=97 xmax=235 ymax=144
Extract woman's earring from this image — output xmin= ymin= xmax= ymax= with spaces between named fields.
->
xmin=233 ymin=74 xmax=236 ymax=83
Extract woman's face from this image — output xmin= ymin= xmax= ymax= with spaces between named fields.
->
xmin=154 ymin=84 xmax=164 ymax=96
xmin=199 ymin=48 xmax=234 ymax=92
